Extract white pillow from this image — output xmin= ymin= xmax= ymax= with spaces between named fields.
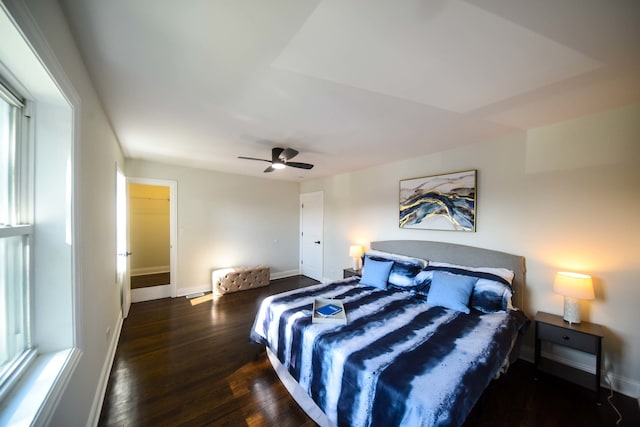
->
xmin=427 ymin=261 xmax=514 ymax=284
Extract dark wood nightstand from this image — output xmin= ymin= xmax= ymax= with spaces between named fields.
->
xmin=534 ymin=311 xmax=604 ymax=403
xmin=343 ymin=268 xmax=361 ymax=279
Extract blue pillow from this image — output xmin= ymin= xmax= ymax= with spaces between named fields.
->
xmin=415 ymin=265 xmax=514 ymax=312
xmin=360 ymin=257 xmax=394 ymax=289
xmin=426 ymin=271 xmax=477 ymax=314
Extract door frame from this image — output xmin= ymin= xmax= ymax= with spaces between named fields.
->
xmin=299 ymin=191 xmax=324 ymax=281
xmin=127 ymin=177 xmax=178 ymax=300
xmin=116 ymin=165 xmax=130 ymax=318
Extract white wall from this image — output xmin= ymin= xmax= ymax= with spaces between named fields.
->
xmin=301 ymin=103 xmax=640 ymax=397
xmin=126 ymin=159 xmax=301 ymax=295
xmin=11 ymin=0 xmax=126 ymax=425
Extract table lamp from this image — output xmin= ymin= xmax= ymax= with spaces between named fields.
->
xmin=349 ymin=245 xmax=363 ymax=271
xmin=553 ymin=272 xmax=594 ymax=324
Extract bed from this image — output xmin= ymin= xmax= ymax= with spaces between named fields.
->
xmin=250 ymin=240 xmax=529 ymax=427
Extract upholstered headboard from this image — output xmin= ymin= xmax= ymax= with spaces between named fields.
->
xmin=370 ymin=240 xmax=526 ymax=309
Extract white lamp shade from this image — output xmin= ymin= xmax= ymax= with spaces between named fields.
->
xmin=349 ymin=245 xmax=363 ymax=258
xmin=553 ymin=272 xmax=594 ymax=300
xmin=349 ymin=245 xmax=363 ymax=270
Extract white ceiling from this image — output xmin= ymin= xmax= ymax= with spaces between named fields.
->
xmin=58 ymin=0 xmax=640 ymax=180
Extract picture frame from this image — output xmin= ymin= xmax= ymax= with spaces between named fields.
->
xmin=399 ymin=169 xmax=476 ymax=231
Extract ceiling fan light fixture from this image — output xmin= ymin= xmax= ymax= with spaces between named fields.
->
xmin=238 ymin=147 xmax=313 ymax=172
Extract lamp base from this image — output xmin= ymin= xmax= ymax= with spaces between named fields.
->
xmin=352 ymin=258 xmax=360 ymax=271
xmin=563 ymin=297 xmax=581 ymax=324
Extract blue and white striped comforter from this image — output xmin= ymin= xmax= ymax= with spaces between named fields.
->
xmin=251 ymin=279 xmax=528 ymax=427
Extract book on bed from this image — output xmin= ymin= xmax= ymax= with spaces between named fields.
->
xmin=312 ymin=298 xmax=347 ymax=324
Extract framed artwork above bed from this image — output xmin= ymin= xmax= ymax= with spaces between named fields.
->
xmin=399 ymin=169 xmax=476 ymax=232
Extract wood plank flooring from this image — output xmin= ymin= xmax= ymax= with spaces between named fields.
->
xmin=131 ymin=272 xmax=171 ymax=289
xmin=99 ymin=276 xmax=640 ymax=426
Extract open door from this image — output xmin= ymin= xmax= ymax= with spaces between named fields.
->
xmin=116 ymin=165 xmax=131 ymax=318
xmin=128 ymin=177 xmax=177 ymax=302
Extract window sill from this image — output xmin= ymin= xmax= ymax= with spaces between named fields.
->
xmin=0 ymin=348 xmax=81 ymax=426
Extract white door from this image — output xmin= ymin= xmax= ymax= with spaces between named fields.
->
xmin=116 ymin=166 xmax=131 ymax=317
xmin=300 ymin=191 xmax=323 ymax=281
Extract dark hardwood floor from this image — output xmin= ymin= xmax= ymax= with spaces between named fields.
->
xmin=131 ymin=272 xmax=171 ymax=289
xmin=99 ymin=276 xmax=639 ymax=426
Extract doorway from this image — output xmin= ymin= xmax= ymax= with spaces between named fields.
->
xmin=128 ymin=178 xmax=177 ymax=303
xmin=300 ymin=191 xmax=324 ymax=281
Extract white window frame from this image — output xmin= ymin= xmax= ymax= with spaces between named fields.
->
xmin=0 ymin=3 xmax=82 ymax=426
xmin=0 ymin=81 xmax=36 ymax=400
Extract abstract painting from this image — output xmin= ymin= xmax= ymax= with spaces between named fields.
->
xmin=399 ymin=170 xmax=476 ymax=231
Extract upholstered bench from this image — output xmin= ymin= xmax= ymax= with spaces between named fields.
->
xmin=211 ymin=265 xmax=270 ymax=295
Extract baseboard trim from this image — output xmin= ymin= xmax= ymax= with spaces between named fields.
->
xmin=176 ymin=270 xmax=306 ymax=297
xmin=604 ymin=370 xmax=640 ymax=399
xmin=519 ymin=344 xmax=639 ymax=398
xmin=88 ymin=311 xmax=123 ymax=427
xmin=131 ymin=266 xmax=170 ymax=276
xmin=177 ymin=285 xmax=211 ymax=297
xmin=270 ymin=269 xmax=300 ymax=280
xmin=131 ymin=284 xmax=171 ymax=302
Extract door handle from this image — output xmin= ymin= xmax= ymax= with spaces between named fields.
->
xmin=118 ymin=252 xmax=133 ymax=257
xmin=314 ymin=241 xmax=321 ymax=244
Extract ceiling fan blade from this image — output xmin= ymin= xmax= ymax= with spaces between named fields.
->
xmin=281 ymin=148 xmax=299 ymax=161
xmin=242 ymin=148 xmax=310 ymax=172
xmin=271 ymin=147 xmax=284 ymax=162
xmin=238 ymin=156 xmax=271 ymax=163
xmin=286 ymin=162 xmax=314 ymax=170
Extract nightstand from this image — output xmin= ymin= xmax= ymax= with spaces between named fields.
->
xmin=343 ymin=268 xmax=361 ymax=279
xmin=534 ymin=311 xmax=604 ymax=403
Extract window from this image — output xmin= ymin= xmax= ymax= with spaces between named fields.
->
xmin=0 ymin=4 xmax=80 ymax=425
xmin=0 ymin=81 xmax=34 ymax=398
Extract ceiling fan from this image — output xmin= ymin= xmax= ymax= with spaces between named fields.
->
xmin=238 ymin=147 xmax=314 ymax=173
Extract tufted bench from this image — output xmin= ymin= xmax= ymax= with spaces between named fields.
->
xmin=211 ymin=265 xmax=270 ymax=295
